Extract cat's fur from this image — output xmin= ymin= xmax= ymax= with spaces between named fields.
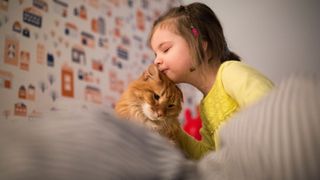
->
xmin=115 ymin=64 xmax=183 ymax=142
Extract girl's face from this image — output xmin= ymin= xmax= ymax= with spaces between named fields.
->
xmin=150 ymin=27 xmax=194 ymax=83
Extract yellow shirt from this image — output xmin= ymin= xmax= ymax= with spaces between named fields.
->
xmin=176 ymin=61 xmax=274 ymax=160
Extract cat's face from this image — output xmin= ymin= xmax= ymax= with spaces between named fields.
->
xmin=136 ymin=64 xmax=183 ymax=121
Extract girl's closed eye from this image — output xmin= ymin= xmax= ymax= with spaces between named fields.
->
xmin=163 ymin=48 xmax=170 ymax=53
xmin=160 ymin=43 xmax=171 ymax=53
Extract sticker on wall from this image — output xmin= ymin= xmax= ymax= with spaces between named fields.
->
xmin=98 ymin=37 xmax=108 ymax=49
xmin=61 ymin=63 xmax=74 ymax=98
xmin=38 ymin=80 xmax=48 ymax=93
xmin=65 ymin=22 xmax=78 ymax=38
xmin=136 ymin=9 xmax=145 ymax=31
xmin=91 ymin=17 xmax=106 ymax=35
xmin=0 ymin=69 xmax=13 ymax=89
xmin=81 ymin=31 xmax=95 ymax=48
xmin=20 ymin=50 xmax=30 ymax=71
xmin=77 ymin=69 xmax=98 ymax=84
xmin=78 ymin=69 xmax=84 ymax=80
xmin=74 ymin=5 xmax=87 ymax=20
xmin=18 ymin=84 xmax=36 ymax=101
xmin=12 ymin=21 xmax=22 ymax=33
xmin=47 ymin=53 xmax=55 ymax=67
xmin=111 ymin=57 xmax=122 ymax=69
xmin=53 ymin=0 xmax=68 ymax=17
xmin=14 ymin=102 xmax=27 ymax=117
xmin=108 ymin=70 xmax=124 ymax=94
xmin=71 ymin=45 xmax=86 ymax=65
xmin=84 ymin=70 xmax=97 ymax=83
xmin=114 ymin=27 xmax=121 ymax=38
xmin=92 ymin=59 xmax=104 ymax=72
xmin=33 ymin=0 xmax=48 ymax=12
xmin=22 ymin=27 xmax=31 ymax=38
xmin=23 ymin=7 xmax=42 ymax=28
xmin=4 ymin=36 xmax=20 ymax=66
xmin=37 ymin=43 xmax=45 ymax=65
xmin=50 ymin=90 xmax=58 ymax=101
xmin=0 ymin=0 xmax=9 ymax=11
xmin=117 ymin=45 xmax=128 ymax=60
xmin=85 ymin=85 xmax=102 ymax=104
xmin=18 ymin=85 xmax=27 ymax=99
xmin=27 ymin=84 xmax=36 ymax=101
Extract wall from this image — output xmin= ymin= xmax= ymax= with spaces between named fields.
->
xmin=0 ymin=0 xmax=201 ymax=120
xmin=183 ymin=0 xmax=320 ymax=84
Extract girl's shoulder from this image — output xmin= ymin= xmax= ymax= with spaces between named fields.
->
xmin=219 ymin=60 xmax=261 ymax=77
xmin=219 ymin=60 xmax=274 ymax=108
xmin=220 ymin=60 xmax=247 ymax=70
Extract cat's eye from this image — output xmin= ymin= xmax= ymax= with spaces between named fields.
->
xmin=168 ymin=104 xmax=175 ymax=108
xmin=153 ymin=93 xmax=160 ymax=100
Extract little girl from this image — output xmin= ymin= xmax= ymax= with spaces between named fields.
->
xmin=148 ymin=2 xmax=274 ymax=160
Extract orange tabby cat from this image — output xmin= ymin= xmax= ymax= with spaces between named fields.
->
xmin=115 ymin=64 xmax=183 ymax=142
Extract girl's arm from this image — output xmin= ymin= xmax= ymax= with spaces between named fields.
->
xmin=175 ymin=124 xmax=214 ymax=160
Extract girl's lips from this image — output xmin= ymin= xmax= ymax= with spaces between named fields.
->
xmin=161 ymin=69 xmax=168 ymax=74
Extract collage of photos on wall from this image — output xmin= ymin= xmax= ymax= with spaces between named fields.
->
xmin=0 ymin=0 xmax=202 ymax=136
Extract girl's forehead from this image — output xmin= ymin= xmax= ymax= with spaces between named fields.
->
xmin=154 ymin=28 xmax=174 ymax=38
xmin=151 ymin=27 xmax=178 ymax=49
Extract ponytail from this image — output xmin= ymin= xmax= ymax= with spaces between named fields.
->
xmin=222 ymin=51 xmax=241 ymax=62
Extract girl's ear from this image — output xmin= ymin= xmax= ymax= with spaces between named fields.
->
xmin=142 ymin=64 xmax=160 ymax=81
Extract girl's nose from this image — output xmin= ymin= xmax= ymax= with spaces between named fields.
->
xmin=153 ymin=56 xmax=162 ymax=66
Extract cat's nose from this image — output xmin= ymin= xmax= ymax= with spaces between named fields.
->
xmin=156 ymin=110 xmax=164 ymax=117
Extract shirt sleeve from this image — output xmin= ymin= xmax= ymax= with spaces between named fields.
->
xmin=175 ymin=126 xmax=213 ymax=160
xmin=221 ymin=61 xmax=274 ymax=108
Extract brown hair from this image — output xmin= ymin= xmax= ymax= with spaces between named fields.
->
xmin=148 ymin=2 xmax=240 ymax=67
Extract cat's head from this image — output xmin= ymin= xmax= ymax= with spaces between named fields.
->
xmin=136 ymin=64 xmax=183 ymax=121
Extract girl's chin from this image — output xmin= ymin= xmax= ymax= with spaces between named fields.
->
xmin=169 ymin=77 xmax=179 ymax=84
xmin=165 ymin=73 xmax=174 ymax=80
xmin=164 ymin=72 xmax=179 ymax=83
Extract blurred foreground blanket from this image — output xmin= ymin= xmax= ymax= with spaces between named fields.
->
xmin=0 ymin=72 xmax=319 ymax=180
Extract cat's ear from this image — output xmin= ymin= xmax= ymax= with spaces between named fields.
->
xmin=142 ymin=64 xmax=161 ymax=81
